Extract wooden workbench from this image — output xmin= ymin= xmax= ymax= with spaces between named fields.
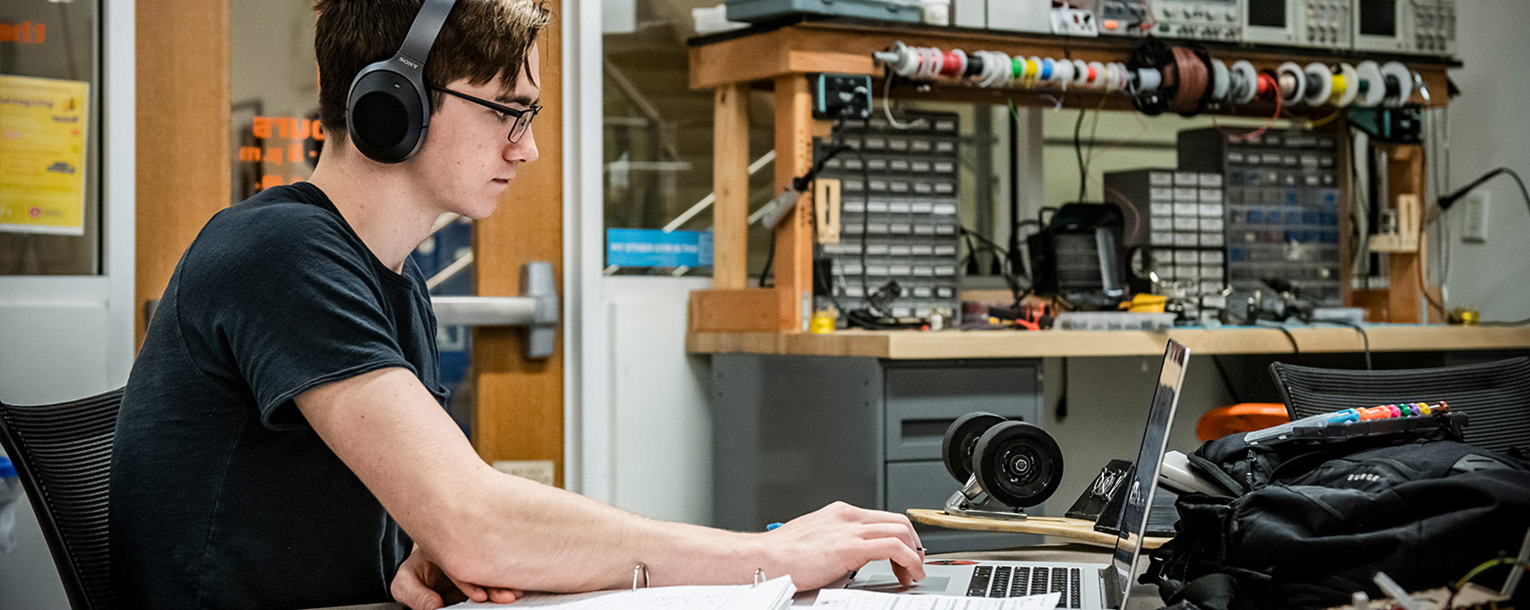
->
xmin=688 ymin=325 xmax=1530 ymax=358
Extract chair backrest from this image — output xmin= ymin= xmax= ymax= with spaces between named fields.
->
xmin=0 ymin=389 xmax=123 ymax=610
xmin=1269 ymin=357 xmax=1530 ymax=454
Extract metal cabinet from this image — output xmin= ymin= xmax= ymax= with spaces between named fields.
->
xmin=711 ymin=354 xmax=1046 ymax=552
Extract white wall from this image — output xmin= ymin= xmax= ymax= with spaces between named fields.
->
xmin=602 ymin=277 xmax=715 ymax=523
xmin=1437 ymin=0 xmax=1530 ymax=322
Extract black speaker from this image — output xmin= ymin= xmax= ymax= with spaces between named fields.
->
xmin=345 ymin=0 xmax=458 ymax=163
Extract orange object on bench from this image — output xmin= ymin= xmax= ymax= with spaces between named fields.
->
xmin=1196 ymin=403 xmax=1291 ymax=441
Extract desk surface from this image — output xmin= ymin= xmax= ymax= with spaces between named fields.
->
xmin=688 ymin=325 xmax=1530 ymax=359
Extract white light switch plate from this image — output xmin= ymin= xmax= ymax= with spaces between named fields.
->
xmin=1462 ymin=192 xmax=1489 ymax=244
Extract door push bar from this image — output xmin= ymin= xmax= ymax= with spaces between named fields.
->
xmin=431 ymin=262 xmax=558 ymax=359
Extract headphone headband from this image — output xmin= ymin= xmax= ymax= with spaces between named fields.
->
xmin=396 ymin=0 xmax=455 ymax=74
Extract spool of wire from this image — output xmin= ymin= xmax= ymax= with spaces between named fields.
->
xmin=1128 ymin=40 xmax=1210 ymax=116
xmin=1086 ymin=61 xmax=1106 ymax=88
xmin=1209 ymin=59 xmax=1230 ymax=102
xmin=1136 ymin=67 xmax=1163 ymax=92
xmin=1276 ymin=62 xmax=1306 ymax=105
xmin=984 ymin=51 xmax=1013 ymax=87
xmin=1229 ymin=60 xmax=1258 ymax=104
xmin=941 ymin=49 xmax=967 ymax=78
xmin=874 ymin=41 xmax=920 ymax=77
xmin=1331 ymin=63 xmax=1359 ymax=107
xmin=1380 ymin=61 xmax=1413 ymax=107
xmin=1053 ymin=58 xmax=1075 ymax=89
xmin=1355 ymin=60 xmax=1385 ymax=107
xmin=964 ymin=50 xmax=986 ymax=81
xmin=1303 ymin=62 xmax=1333 ymax=106
xmin=1072 ymin=59 xmax=1090 ymax=88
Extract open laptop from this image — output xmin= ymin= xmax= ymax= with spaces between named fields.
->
xmin=846 ymin=339 xmax=1190 ymax=609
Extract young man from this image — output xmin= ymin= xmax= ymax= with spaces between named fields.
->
xmin=109 ymin=1 xmax=925 ymax=609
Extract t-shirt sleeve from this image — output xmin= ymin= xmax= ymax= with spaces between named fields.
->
xmin=179 ymin=209 xmax=416 ymax=430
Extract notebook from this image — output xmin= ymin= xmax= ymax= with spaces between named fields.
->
xmin=448 ymin=575 xmax=797 ymax=610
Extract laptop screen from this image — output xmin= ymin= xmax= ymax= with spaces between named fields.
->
xmin=1107 ymin=339 xmax=1189 ymax=604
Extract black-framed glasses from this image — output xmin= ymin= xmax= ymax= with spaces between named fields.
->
xmin=428 ymin=84 xmax=542 ymax=144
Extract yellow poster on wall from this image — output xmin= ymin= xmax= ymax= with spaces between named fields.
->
xmin=0 ymin=75 xmax=90 ymax=235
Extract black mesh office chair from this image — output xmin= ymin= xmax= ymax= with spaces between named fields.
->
xmin=0 ymin=389 xmax=122 ymax=610
xmin=1268 ymin=357 xmax=1530 ymax=454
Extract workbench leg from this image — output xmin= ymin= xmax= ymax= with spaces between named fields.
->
xmin=773 ymin=75 xmax=817 ymax=332
xmin=713 ymin=84 xmax=750 ymax=290
xmin=1385 ymin=144 xmax=1425 ymax=324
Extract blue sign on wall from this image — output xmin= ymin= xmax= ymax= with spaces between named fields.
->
xmin=606 ymin=229 xmax=713 ymax=268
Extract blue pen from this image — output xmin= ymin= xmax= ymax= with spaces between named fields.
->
xmin=766 ymin=522 xmax=784 ymax=531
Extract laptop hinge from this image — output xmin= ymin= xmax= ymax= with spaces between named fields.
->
xmin=1099 ymin=565 xmax=1123 ymax=609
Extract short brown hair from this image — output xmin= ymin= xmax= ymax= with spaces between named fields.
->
xmin=314 ymin=0 xmax=550 ymax=141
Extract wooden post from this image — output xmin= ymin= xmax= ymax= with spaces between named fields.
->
xmin=473 ymin=15 xmax=566 ymax=487
xmin=713 ymin=84 xmax=750 ymax=289
xmin=136 ymin=0 xmax=230 ymax=348
xmin=773 ymin=75 xmax=816 ymax=332
xmin=1384 ymin=144 xmax=1425 ymax=324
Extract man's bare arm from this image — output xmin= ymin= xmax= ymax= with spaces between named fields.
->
xmin=295 ymin=367 xmax=924 ymax=593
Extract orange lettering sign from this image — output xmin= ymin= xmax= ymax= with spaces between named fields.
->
xmin=0 ymin=21 xmax=47 ymax=45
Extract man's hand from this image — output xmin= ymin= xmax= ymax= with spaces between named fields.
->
xmin=391 ymin=545 xmax=524 ymax=610
xmin=760 ymin=502 xmax=926 ymax=590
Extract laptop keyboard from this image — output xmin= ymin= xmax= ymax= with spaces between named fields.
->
xmin=966 ymin=565 xmax=1083 ymax=608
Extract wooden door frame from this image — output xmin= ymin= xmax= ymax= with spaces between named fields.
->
xmin=471 ymin=0 xmax=568 ymax=488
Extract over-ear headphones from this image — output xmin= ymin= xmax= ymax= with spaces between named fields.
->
xmin=345 ymin=0 xmax=458 ymax=163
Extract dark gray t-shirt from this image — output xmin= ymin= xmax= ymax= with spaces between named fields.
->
xmin=110 ymin=182 xmax=447 ymax=609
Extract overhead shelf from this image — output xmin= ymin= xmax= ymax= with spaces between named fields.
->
xmin=688 ymin=19 xmax=1454 ymax=112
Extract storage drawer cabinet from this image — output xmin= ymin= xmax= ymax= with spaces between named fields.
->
xmin=712 ymin=355 xmax=1045 ymax=553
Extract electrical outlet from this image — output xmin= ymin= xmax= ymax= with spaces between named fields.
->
xmin=810 ymin=74 xmax=871 ymax=120
xmin=1462 ymin=192 xmax=1489 ymax=243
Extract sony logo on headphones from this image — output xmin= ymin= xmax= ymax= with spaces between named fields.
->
xmin=398 ymin=56 xmax=421 ymax=70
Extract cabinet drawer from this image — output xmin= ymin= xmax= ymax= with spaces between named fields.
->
xmin=883 ymin=363 xmax=1039 ymax=462
xmin=885 ymin=460 xmax=959 ymax=515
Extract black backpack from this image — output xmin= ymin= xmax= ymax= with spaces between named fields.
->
xmin=1143 ymin=424 xmax=1530 ymax=610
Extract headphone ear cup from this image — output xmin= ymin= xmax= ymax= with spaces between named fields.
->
xmin=346 ymin=65 xmax=429 ymax=163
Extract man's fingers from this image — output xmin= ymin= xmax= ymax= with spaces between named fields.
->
xmin=445 ymin=572 xmax=490 ymax=603
xmin=863 ymin=538 xmax=926 ymax=585
xmin=486 ymin=587 xmax=523 ymax=604
xmin=856 ymin=522 xmax=923 ymax=551
xmin=391 ymin=567 xmax=444 ymax=610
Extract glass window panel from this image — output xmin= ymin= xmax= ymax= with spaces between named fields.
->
xmin=0 ymin=0 xmax=103 ymax=275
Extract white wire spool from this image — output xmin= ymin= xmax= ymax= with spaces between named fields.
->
xmin=986 ymin=52 xmax=1013 ymax=87
xmin=1053 ymin=58 xmax=1075 ymax=89
xmin=1381 ymin=61 xmax=1413 ymax=107
xmin=1303 ymin=62 xmax=1333 ymax=106
xmin=1136 ymin=67 xmax=1163 ymax=92
xmin=1209 ymin=59 xmax=1231 ymax=102
xmin=1102 ymin=62 xmax=1121 ymax=91
xmin=1073 ymin=59 xmax=1090 ymax=87
xmin=1355 ymin=61 xmax=1385 ymax=107
xmin=1277 ymin=61 xmax=1306 ymax=105
xmin=1230 ymin=60 xmax=1258 ymax=104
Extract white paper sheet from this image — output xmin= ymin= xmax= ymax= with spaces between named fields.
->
xmin=812 ymin=589 xmax=1062 ymax=610
xmin=446 ymin=575 xmax=797 ymax=610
